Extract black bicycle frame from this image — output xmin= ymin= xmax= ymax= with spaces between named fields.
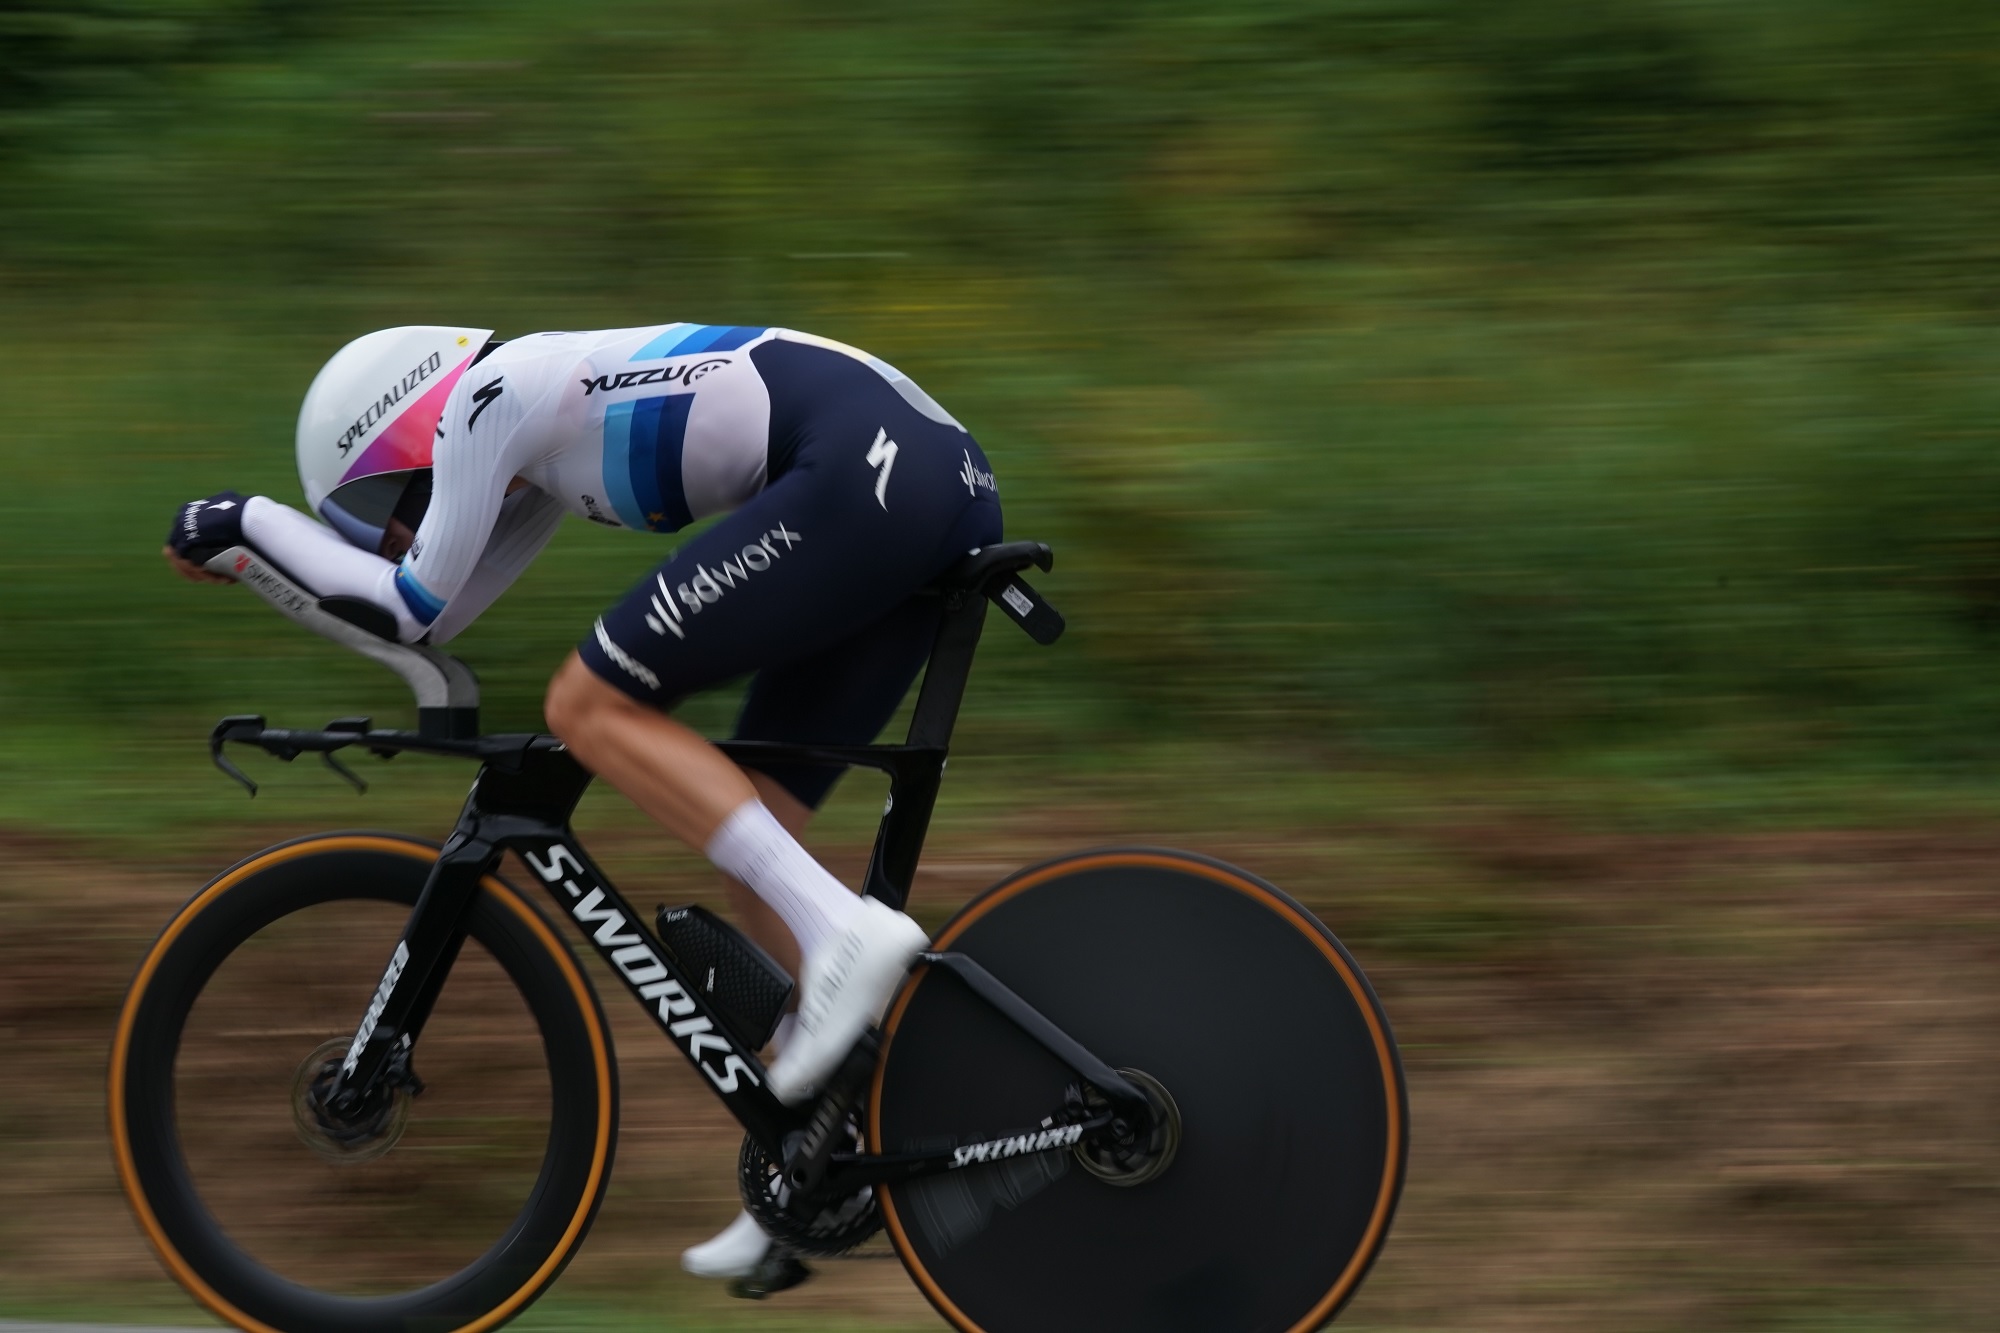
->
xmin=212 ymin=541 xmax=1151 ymax=1179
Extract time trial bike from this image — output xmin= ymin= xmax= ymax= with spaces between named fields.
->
xmin=110 ymin=536 xmax=1407 ymax=1333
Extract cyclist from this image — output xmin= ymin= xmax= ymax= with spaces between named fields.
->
xmin=162 ymin=323 xmax=1003 ymax=1281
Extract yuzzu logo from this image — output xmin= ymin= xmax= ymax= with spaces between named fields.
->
xmin=523 ymin=843 xmax=760 ymax=1095
xmin=578 ymin=358 xmax=732 ymax=396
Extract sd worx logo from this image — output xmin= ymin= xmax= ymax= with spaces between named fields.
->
xmin=643 ymin=524 xmax=801 ymax=642
xmin=578 ymin=357 xmax=731 ymax=396
xmin=959 ymin=449 xmax=997 ymax=497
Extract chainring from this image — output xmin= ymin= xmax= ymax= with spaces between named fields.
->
xmin=738 ymin=1131 xmax=882 ymax=1258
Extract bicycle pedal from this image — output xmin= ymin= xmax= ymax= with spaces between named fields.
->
xmin=655 ymin=903 xmax=795 ymax=1051
xmin=726 ymin=1252 xmax=812 ymax=1300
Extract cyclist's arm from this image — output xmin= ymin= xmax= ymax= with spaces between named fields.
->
xmin=237 ymin=372 xmax=550 ymax=643
xmin=383 ymin=361 xmax=547 ymax=640
xmin=238 ymin=484 xmax=556 ymax=645
xmin=239 ymin=497 xmax=429 ymax=640
xmin=424 ymin=486 xmax=565 ymax=644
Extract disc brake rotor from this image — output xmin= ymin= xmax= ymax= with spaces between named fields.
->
xmin=290 ymin=1037 xmax=412 ymax=1163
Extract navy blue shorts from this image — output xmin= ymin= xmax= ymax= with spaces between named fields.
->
xmin=577 ymin=339 xmax=1003 ymax=808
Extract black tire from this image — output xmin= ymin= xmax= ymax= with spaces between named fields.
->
xmin=869 ymin=848 xmax=1407 ymax=1333
xmin=110 ymin=833 xmax=618 ymax=1333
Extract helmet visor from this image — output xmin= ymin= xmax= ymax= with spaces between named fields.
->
xmin=322 ymin=470 xmax=432 ymax=554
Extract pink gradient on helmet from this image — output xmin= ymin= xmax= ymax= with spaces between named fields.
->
xmin=337 ymin=352 xmax=477 ymax=487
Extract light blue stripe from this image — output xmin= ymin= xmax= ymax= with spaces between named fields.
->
xmin=629 ymin=323 xmax=699 ymax=360
xmin=393 ymin=566 xmax=445 ymax=624
xmin=628 ymin=323 xmax=770 ymax=360
xmin=599 ymin=400 xmax=648 ymax=529
xmin=667 ymin=324 xmax=729 ymax=355
xmin=702 ymin=325 xmax=767 ymax=352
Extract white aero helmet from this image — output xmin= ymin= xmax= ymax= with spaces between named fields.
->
xmin=296 ymin=325 xmax=494 ymax=550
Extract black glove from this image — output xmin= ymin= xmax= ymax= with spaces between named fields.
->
xmin=167 ymin=491 xmax=249 ymax=564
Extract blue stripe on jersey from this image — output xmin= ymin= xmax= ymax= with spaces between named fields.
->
xmin=628 ymin=323 xmax=698 ymax=361
xmin=696 ymin=324 xmax=768 ymax=352
xmin=601 ymin=400 xmax=647 ymax=529
xmin=602 ymin=395 xmax=695 ymax=532
xmin=630 ymin=324 xmax=769 ymax=360
xmin=394 ymin=565 xmax=446 ymax=625
xmin=628 ymin=395 xmax=696 ymax=532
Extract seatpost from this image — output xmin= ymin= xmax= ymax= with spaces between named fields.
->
xmin=906 ymin=591 xmax=989 ymax=750
xmin=841 ymin=591 xmax=984 ymax=908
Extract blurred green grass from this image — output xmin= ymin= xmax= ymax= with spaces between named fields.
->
xmin=9 ymin=0 xmax=2000 ymax=844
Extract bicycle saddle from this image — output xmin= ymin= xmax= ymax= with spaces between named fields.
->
xmin=935 ymin=541 xmax=1053 ymax=593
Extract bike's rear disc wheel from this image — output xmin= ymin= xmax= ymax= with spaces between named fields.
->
xmin=871 ymin=849 xmax=1406 ymax=1333
xmin=110 ymin=834 xmax=617 ymax=1333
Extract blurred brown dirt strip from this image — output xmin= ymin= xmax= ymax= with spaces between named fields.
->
xmin=2 ymin=821 xmax=1997 ymax=1330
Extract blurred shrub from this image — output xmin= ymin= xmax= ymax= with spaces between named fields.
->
xmin=7 ymin=0 xmax=2000 ymax=814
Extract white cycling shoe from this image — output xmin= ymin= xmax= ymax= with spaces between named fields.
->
xmin=766 ymin=897 xmax=929 ymax=1105
xmin=681 ymin=1209 xmax=772 ymax=1279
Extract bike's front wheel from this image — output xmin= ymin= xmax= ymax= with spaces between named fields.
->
xmin=870 ymin=848 xmax=1407 ymax=1333
xmin=110 ymin=833 xmax=617 ymax=1333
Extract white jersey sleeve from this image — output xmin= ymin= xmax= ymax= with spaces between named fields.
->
xmin=240 ymin=347 xmax=568 ymax=644
xmin=386 ymin=351 xmax=560 ymax=638
xmin=239 ymin=487 xmax=563 ymax=646
xmin=240 ymin=496 xmax=429 ymax=641
xmin=424 ymin=486 xmax=565 ymax=644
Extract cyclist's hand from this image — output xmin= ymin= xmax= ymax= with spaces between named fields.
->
xmin=163 ymin=544 xmax=235 ymax=584
xmin=165 ymin=491 xmax=249 ymax=582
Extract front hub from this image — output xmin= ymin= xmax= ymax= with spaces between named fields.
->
xmin=290 ymin=1038 xmax=413 ymax=1163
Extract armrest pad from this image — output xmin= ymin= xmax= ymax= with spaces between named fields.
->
xmin=321 ymin=596 xmax=399 ymax=641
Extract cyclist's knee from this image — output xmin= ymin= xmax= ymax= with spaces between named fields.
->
xmin=545 ymin=652 xmax=625 ymax=743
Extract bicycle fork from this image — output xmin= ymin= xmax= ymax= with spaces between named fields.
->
xmin=325 ymin=745 xmax=811 ymax=1156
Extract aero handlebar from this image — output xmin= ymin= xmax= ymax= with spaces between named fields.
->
xmin=200 ymin=544 xmax=481 ymax=739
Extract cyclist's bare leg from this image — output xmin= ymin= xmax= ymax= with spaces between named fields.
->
xmin=544 ymin=653 xmax=758 ymax=846
xmin=548 ymin=652 xmax=873 ymax=1276
xmin=545 ymin=654 xmax=851 ymax=981
xmin=547 ymin=650 xmax=923 ymax=1108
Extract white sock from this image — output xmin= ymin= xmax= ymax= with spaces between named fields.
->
xmin=705 ymin=800 xmax=861 ymax=960
xmin=768 ymin=1011 xmax=798 ymax=1056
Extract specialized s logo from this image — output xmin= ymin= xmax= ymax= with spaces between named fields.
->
xmin=523 ymin=843 xmax=761 ymax=1095
xmin=866 ymin=429 xmax=897 ymax=509
xmin=578 ymin=358 xmax=731 ymax=396
xmin=467 ymin=376 xmax=504 ymax=429
xmin=643 ymin=524 xmax=801 ymax=642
